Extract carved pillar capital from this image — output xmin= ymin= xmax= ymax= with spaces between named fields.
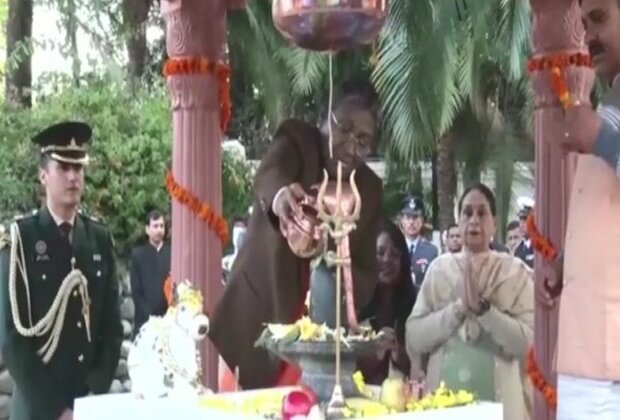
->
xmin=529 ymin=0 xmax=595 ymax=109
xmin=161 ymin=0 xmax=228 ymax=111
xmin=530 ymin=66 xmax=595 ymax=110
xmin=161 ymin=0 xmax=226 ymax=59
xmin=531 ymin=0 xmax=582 ymax=55
xmin=167 ymin=77 xmax=216 ymax=110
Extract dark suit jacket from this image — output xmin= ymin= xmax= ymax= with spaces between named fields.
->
xmin=0 ymin=207 xmax=122 ymax=420
xmin=514 ymin=238 xmax=534 ymax=268
xmin=209 ymin=119 xmax=382 ymax=390
xmin=130 ymin=243 xmax=170 ymax=336
xmin=490 ymin=241 xmax=510 ymax=254
xmin=410 ymin=240 xmax=438 ymax=288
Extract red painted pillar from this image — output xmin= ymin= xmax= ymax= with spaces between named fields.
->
xmin=528 ymin=0 xmax=595 ymax=418
xmin=161 ymin=0 xmax=244 ymax=391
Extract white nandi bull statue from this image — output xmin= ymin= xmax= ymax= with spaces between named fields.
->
xmin=127 ymin=279 xmax=211 ymax=400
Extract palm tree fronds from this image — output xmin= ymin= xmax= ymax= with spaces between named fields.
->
xmin=277 ymin=48 xmax=329 ymax=96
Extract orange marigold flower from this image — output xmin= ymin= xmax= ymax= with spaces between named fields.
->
xmin=165 ymin=170 xmax=229 ymax=246
xmin=163 ymin=57 xmax=231 ymax=133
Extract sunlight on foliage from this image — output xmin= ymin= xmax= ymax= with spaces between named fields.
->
xmin=0 ymin=0 xmax=7 ymax=94
xmin=372 ymin=0 xmax=531 ymax=162
xmin=0 ymin=77 xmax=253 ymax=256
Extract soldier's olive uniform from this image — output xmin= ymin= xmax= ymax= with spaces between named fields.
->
xmin=0 ymin=121 xmax=122 ymax=420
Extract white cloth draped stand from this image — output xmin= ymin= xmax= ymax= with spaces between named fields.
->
xmin=74 ymin=392 xmax=502 ymax=420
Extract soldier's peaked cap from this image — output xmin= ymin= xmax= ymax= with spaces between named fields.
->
xmin=401 ymin=195 xmax=425 ymax=217
xmin=33 ymin=121 xmax=92 ymax=166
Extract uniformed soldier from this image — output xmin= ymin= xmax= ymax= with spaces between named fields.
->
xmin=514 ymin=196 xmax=535 ymax=268
xmin=0 ymin=121 xmax=123 ymax=420
xmin=398 ymin=195 xmax=439 ymax=289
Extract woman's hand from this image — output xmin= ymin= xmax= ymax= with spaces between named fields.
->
xmin=376 ymin=327 xmax=398 ymax=361
xmin=461 ymin=252 xmax=481 ymax=313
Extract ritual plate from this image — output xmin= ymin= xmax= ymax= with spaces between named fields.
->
xmin=261 ymin=338 xmax=381 ymax=401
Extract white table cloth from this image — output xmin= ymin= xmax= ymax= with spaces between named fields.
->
xmin=74 ymin=393 xmax=502 ymax=420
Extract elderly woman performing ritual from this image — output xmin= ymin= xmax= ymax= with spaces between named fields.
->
xmin=406 ymin=183 xmax=533 ymax=420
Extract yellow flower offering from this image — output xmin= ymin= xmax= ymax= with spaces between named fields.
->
xmin=353 ymin=371 xmax=476 ymax=416
xmin=406 ymin=382 xmax=475 ymax=412
xmin=297 ymin=316 xmax=324 ymax=341
xmin=199 ymin=389 xmax=289 ymax=418
xmin=353 ymin=370 xmax=374 ymax=399
xmin=199 ymin=396 xmax=237 ymax=413
xmin=343 ymin=398 xmax=391 ymax=417
xmin=259 ymin=317 xmax=380 ymax=346
xmin=200 ymin=372 xmax=476 ymax=418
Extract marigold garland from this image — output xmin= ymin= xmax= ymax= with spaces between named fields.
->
xmin=163 ymin=57 xmax=232 ymax=133
xmin=165 ymin=170 xmax=229 ymax=247
xmin=525 ymin=213 xmax=557 ymax=262
xmin=161 ymin=58 xmax=232 ymax=307
xmin=164 ymin=275 xmax=173 ymax=306
xmin=524 ymin=51 xmax=592 ymax=414
xmin=527 ymin=52 xmax=593 ymax=110
xmin=163 ymin=170 xmax=228 ymax=303
xmin=527 ymin=347 xmax=557 ymax=410
xmin=525 ymin=213 xmax=559 ymax=409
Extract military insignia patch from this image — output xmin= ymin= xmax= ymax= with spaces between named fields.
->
xmin=35 ymin=240 xmax=47 ymax=255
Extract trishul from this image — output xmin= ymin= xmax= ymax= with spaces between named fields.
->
xmin=316 ymin=161 xmax=361 ymax=418
xmin=316 ymin=164 xmax=362 ymax=263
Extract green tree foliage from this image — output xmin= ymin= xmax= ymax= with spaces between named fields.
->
xmin=0 ymin=76 xmax=253 ymax=256
xmin=0 ymin=0 xmax=8 ymax=87
xmin=0 ymin=0 xmax=6 ymax=46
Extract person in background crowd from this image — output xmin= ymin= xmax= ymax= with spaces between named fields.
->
xmin=489 ymin=237 xmax=510 ymax=253
xmin=0 ymin=121 xmax=122 ymax=420
xmin=357 ymin=218 xmax=416 ymax=384
xmin=514 ymin=197 xmax=535 ymax=268
xmin=406 ymin=183 xmax=533 ymax=420
xmin=130 ymin=210 xmax=171 ymax=338
xmin=444 ymin=224 xmax=462 ymax=253
xmin=505 ymin=220 xmax=522 ymax=256
xmin=399 ymin=196 xmax=438 ymax=290
xmin=222 ymin=217 xmax=248 ymax=284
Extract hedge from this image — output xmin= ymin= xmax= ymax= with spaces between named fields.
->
xmin=0 ymin=77 xmax=253 ymax=257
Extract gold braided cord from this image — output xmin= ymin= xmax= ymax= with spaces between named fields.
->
xmin=8 ymin=223 xmax=91 ymax=363
xmin=40 ymin=138 xmax=84 ymax=153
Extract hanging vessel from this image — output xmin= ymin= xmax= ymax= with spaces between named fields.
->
xmin=279 ymin=198 xmax=323 ymax=259
xmin=272 ymin=0 xmax=388 ymax=52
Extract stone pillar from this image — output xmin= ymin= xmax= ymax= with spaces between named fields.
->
xmin=160 ymin=0 xmax=244 ymax=390
xmin=528 ymin=0 xmax=594 ymax=418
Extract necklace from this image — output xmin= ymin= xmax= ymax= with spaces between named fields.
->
xmin=156 ymin=323 xmax=203 ymax=390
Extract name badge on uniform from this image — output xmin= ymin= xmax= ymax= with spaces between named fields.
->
xmin=93 ymin=254 xmax=102 ymax=261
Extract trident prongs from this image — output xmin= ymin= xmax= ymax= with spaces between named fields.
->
xmin=315 ymin=160 xmax=363 ymax=417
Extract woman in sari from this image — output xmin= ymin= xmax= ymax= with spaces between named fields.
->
xmin=406 ymin=183 xmax=533 ymax=420
xmin=357 ymin=218 xmax=416 ymax=384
